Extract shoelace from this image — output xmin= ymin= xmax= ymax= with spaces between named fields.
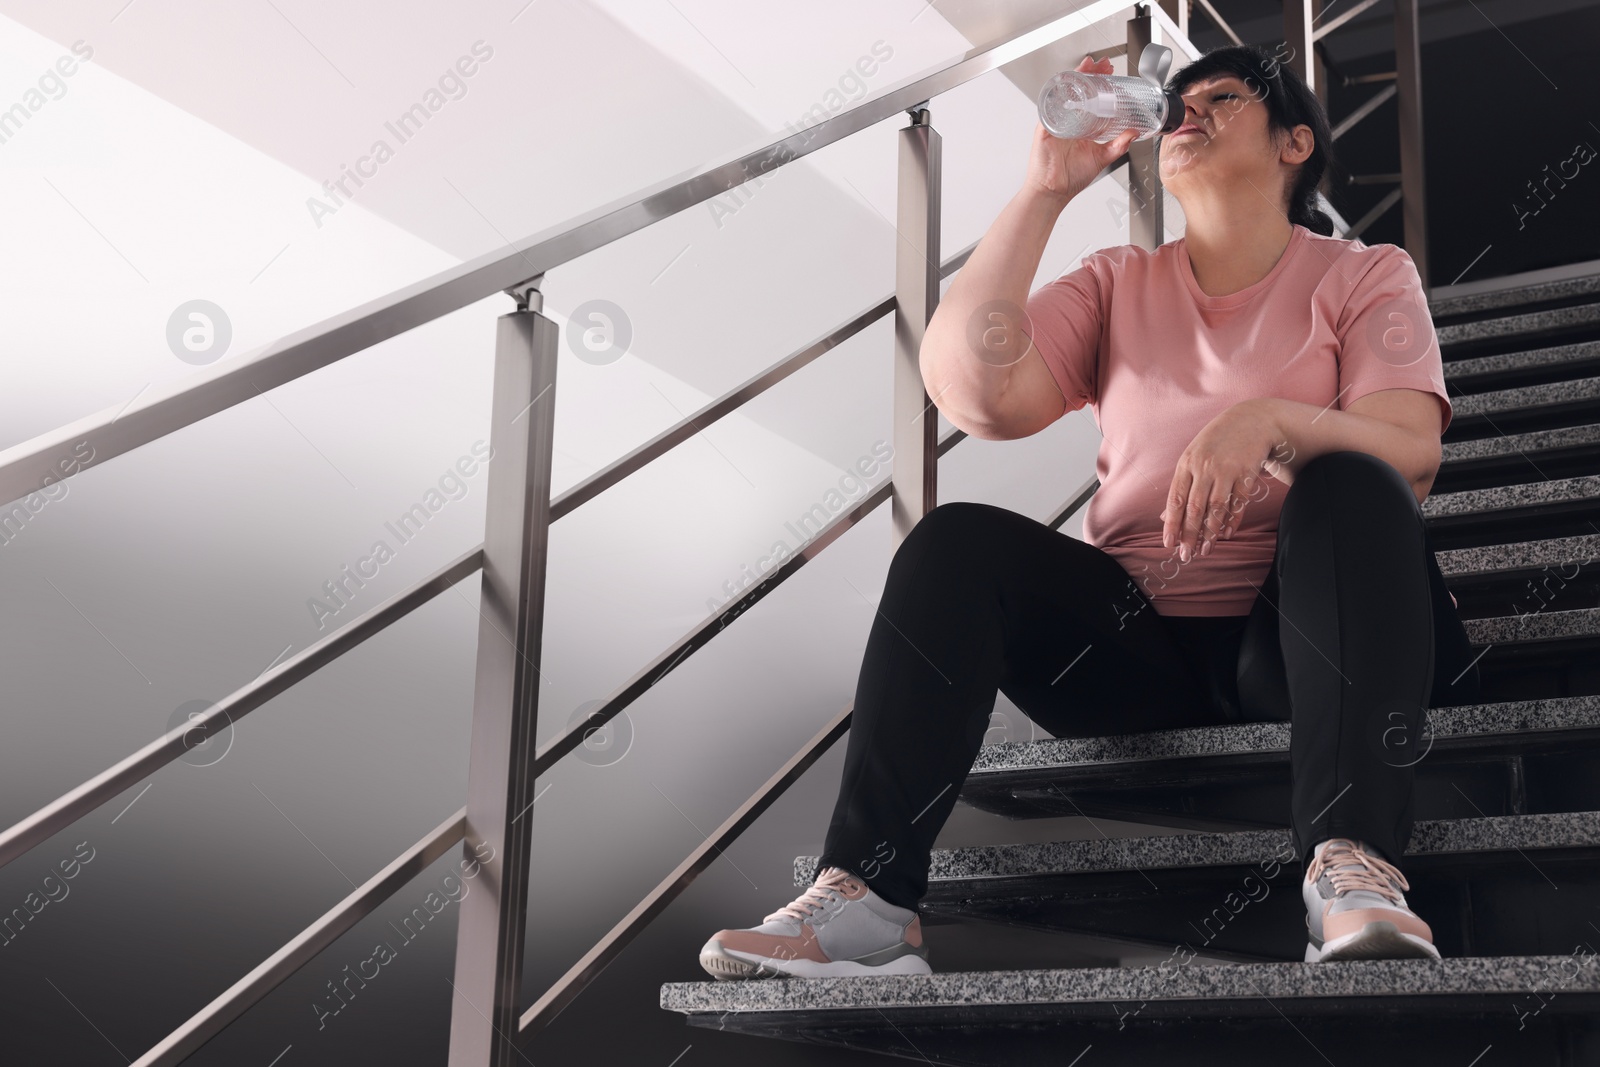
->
xmin=1305 ymin=838 xmax=1410 ymax=905
xmin=764 ymin=866 xmax=857 ymax=924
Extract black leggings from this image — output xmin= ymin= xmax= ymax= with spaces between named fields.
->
xmin=814 ymin=450 xmax=1485 ymax=912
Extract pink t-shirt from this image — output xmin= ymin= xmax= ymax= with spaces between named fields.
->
xmin=1024 ymin=222 xmax=1452 ymax=617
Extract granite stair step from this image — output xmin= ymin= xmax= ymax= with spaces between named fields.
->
xmin=1460 ymin=606 xmax=1600 ymax=703
xmin=1436 ymin=533 xmax=1600 ymax=615
xmin=1437 ymin=300 xmax=1600 ymax=361
xmin=1461 ymin=604 xmax=1600 ymax=648
xmin=661 ymin=954 xmax=1600 ymax=1067
xmin=1443 ymin=338 xmax=1600 ymax=394
xmin=1431 ymin=268 xmax=1600 ymax=323
xmin=956 ymin=696 xmax=1600 ymax=830
xmin=1422 ymin=474 xmax=1600 ymax=548
xmin=1438 ymin=533 xmax=1600 ymax=580
xmin=791 ymin=810 xmax=1600 ymax=961
xmin=1444 ymin=375 xmax=1600 ymax=441
xmin=1436 ymin=420 xmax=1600 ymax=491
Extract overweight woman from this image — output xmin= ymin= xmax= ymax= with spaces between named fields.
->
xmin=698 ymin=43 xmax=1483 ymax=980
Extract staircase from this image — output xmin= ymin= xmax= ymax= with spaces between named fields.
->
xmin=658 ymin=268 xmax=1600 ymax=1064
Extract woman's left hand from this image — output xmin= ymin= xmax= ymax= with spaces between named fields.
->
xmin=1161 ymin=398 xmax=1285 ymax=562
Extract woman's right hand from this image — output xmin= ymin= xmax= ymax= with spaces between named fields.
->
xmin=1025 ymin=54 xmax=1142 ymax=204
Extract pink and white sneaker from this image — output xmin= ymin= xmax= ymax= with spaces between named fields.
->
xmin=698 ymin=865 xmax=931 ymax=979
xmin=1303 ymin=837 xmax=1440 ymax=962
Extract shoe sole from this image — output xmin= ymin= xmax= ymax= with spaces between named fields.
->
xmin=1306 ymin=919 xmax=1442 ymax=963
xmin=699 ymin=940 xmax=932 ymax=980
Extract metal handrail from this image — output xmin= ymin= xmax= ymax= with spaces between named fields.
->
xmin=0 ymin=545 xmax=482 ymax=870
xmin=0 ymin=0 xmax=1134 ymax=512
xmin=4 ymin=0 xmax=1164 ymax=1060
xmin=130 ymin=809 xmax=467 ymax=1067
xmin=0 ymin=221 xmax=1100 ymax=1051
xmin=1331 ymin=81 xmax=1398 ymax=141
xmin=99 ymin=412 xmax=1085 ymax=1061
xmin=1312 ymin=0 xmax=1384 ymax=40
xmin=1191 ymin=0 xmax=1244 ymax=45
xmin=0 ymin=228 xmax=972 ymax=879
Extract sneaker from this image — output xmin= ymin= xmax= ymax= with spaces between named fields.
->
xmin=1302 ymin=837 xmax=1440 ymax=962
xmin=698 ymin=865 xmax=931 ymax=979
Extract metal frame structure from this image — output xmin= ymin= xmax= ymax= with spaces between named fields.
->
xmin=1183 ymin=0 xmax=1432 ymax=285
xmin=0 ymin=0 xmax=1425 ymax=1062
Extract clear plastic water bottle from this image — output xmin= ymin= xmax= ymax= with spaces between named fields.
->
xmin=1038 ymin=44 xmax=1186 ymax=143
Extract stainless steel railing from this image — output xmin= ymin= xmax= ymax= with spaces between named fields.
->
xmin=0 ymin=4 xmax=1194 ymax=1064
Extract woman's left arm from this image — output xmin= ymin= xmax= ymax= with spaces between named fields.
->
xmin=1258 ymin=388 xmax=1445 ymax=503
xmin=1162 ymin=388 xmax=1444 ymax=563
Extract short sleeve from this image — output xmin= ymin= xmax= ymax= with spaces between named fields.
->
xmin=1334 ymin=245 xmax=1453 ymax=434
xmin=1024 ymin=255 xmax=1104 ymax=412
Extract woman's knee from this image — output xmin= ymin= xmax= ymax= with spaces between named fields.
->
xmin=1281 ymin=450 xmax=1417 ymax=521
xmin=898 ymin=501 xmax=1016 ymax=561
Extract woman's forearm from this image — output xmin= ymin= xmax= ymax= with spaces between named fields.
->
xmin=1257 ymin=396 xmax=1442 ymax=503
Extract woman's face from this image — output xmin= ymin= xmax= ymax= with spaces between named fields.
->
xmin=1159 ymin=74 xmax=1308 ymax=208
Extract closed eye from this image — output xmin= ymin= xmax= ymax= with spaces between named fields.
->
xmin=1212 ymin=92 xmax=1237 ymax=101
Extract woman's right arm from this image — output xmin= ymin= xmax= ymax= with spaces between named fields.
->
xmin=921 ymin=55 xmax=1137 ymax=441
xmin=921 ymin=185 xmax=1081 ymax=441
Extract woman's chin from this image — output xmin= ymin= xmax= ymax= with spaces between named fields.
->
xmin=1159 ymin=162 xmax=1203 ymax=186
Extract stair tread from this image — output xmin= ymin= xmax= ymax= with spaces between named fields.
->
xmin=1442 ymin=420 xmax=1600 ymax=462
xmin=1437 ymin=302 xmax=1600 ymax=347
xmin=1422 ymin=473 xmax=1600 ymax=517
xmin=1449 ymin=374 xmax=1600 ymax=418
xmin=661 ymin=953 xmax=1600 ymax=1014
xmin=957 ymin=696 xmax=1600 ymax=776
xmin=1431 ymin=271 xmax=1600 ymax=320
xmin=1444 ymin=338 xmax=1600 ymax=382
xmin=1463 ymin=604 xmax=1600 ymax=644
xmin=1435 ymin=533 xmax=1600 ymax=576
xmin=792 ymin=810 xmax=1600 ymax=886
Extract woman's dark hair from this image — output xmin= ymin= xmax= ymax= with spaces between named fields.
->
xmin=1165 ymin=43 xmax=1338 ymax=236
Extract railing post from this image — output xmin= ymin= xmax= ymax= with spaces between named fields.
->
xmin=1158 ymin=0 xmax=1189 ymax=39
xmin=447 ymin=277 xmax=557 ymax=1067
xmin=892 ymin=103 xmax=941 ymax=550
xmin=1127 ymin=7 xmax=1165 ymax=251
xmin=1393 ymin=0 xmax=1429 ymax=292
xmin=1283 ymin=0 xmax=1326 ymax=108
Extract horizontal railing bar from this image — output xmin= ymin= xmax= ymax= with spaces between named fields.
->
xmin=516 ymin=459 xmax=1099 ymax=1035
xmin=1191 ymin=0 xmax=1244 ymax=46
xmin=1345 ymin=185 xmax=1404 ymax=242
xmin=121 ymin=386 xmax=1097 ymax=1057
xmin=518 ymin=705 xmax=852 ymax=1035
xmin=1331 ymin=82 xmax=1397 ymax=140
xmin=0 ymin=0 xmax=1133 ymax=512
xmin=1146 ymin=3 xmax=1203 ymax=62
xmin=552 ymin=297 xmax=889 ymax=519
xmin=551 ymin=236 xmax=977 ymax=520
xmin=1086 ymin=42 xmax=1128 ymax=61
xmin=1348 ymin=172 xmax=1402 ymax=185
xmin=531 ymin=423 xmax=966 ymax=778
xmin=1312 ymin=0 xmax=1385 ymax=40
xmin=0 ymin=231 xmax=991 ymax=871
xmin=1047 ymin=474 xmax=1100 ymax=531
xmin=538 ymin=366 xmax=1124 ymax=781
xmin=132 ymin=808 xmax=466 ymax=1067
xmin=0 ymin=546 xmax=483 ymax=872
xmin=1343 ymin=70 xmax=1397 ymax=85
